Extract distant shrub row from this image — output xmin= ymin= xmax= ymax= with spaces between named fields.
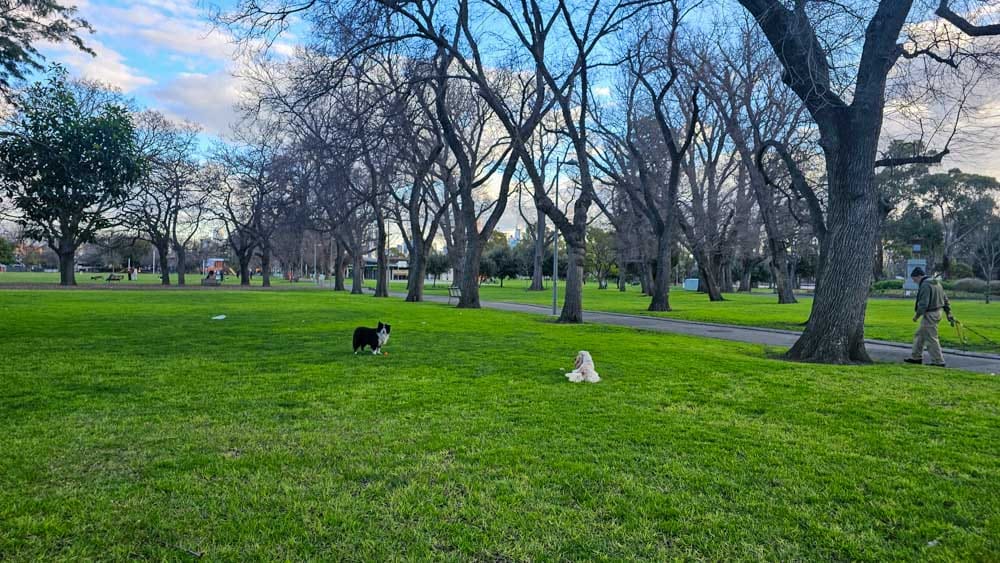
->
xmin=871 ymin=279 xmax=903 ymax=291
xmin=950 ymin=278 xmax=1000 ymax=295
xmin=870 ymin=277 xmax=1000 ymax=295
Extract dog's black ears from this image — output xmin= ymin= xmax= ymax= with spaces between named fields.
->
xmin=377 ymin=321 xmax=384 ymax=329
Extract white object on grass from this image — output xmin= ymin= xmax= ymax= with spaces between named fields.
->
xmin=212 ymin=315 xmax=226 ymax=320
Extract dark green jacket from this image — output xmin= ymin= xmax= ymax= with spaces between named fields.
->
xmin=914 ymin=277 xmax=950 ymax=317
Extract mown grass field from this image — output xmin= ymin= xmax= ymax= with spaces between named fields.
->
xmin=5 ymin=271 xmax=999 ymax=351
xmin=1 ymin=289 xmax=998 ymax=560
xmin=413 ymin=281 xmax=1000 ymax=353
xmin=0 ymin=271 xmax=304 ymax=287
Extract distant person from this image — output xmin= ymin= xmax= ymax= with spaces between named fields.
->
xmin=905 ymin=267 xmax=953 ymax=367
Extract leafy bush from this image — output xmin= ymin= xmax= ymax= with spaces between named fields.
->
xmin=949 ymin=262 xmax=975 ymax=280
xmin=952 ymin=278 xmax=987 ymax=294
xmin=872 ymin=279 xmax=903 ymax=291
xmin=939 ymin=278 xmax=1000 ymax=296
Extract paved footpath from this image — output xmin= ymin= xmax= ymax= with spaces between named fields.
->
xmin=395 ymin=292 xmax=1000 ymax=374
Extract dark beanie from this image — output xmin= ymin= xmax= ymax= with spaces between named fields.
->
xmin=910 ymin=266 xmax=925 ymax=277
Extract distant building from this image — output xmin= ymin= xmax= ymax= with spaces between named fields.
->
xmin=508 ymin=225 xmax=523 ymax=249
xmin=347 ymin=257 xmax=410 ymax=281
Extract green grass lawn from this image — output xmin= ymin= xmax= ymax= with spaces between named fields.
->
xmin=1 ymin=290 xmax=998 ymax=560
xmin=412 ymin=281 xmax=1000 ymax=353
xmin=0 ymin=270 xmax=311 ymax=287
xmin=8 ymin=270 xmax=999 ymax=351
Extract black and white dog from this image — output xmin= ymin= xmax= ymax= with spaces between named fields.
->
xmin=353 ymin=321 xmax=391 ymax=355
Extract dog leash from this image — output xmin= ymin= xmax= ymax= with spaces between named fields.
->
xmin=952 ymin=319 xmax=1000 ymax=350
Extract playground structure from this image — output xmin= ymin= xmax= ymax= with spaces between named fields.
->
xmin=203 ymin=258 xmax=237 ymax=279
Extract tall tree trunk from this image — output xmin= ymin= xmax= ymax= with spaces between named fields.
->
xmin=787 ymin=144 xmax=879 ymax=364
xmin=57 ymin=247 xmax=76 ymax=286
xmin=374 ymin=213 xmax=389 ymax=298
xmin=874 ymin=237 xmax=886 ymax=280
xmin=261 ymin=245 xmax=271 ymax=288
xmin=157 ymin=241 xmax=170 ymax=286
xmin=691 ymin=246 xmax=724 ymax=302
xmin=458 ymin=236 xmax=482 ymax=308
xmin=239 ymin=253 xmax=251 ymax=286
xmin=450 ymin=245 xmax=465 ymax=291
xmin=718 ymin=254 xmax=733 ymax=293
xmin=744 ymin=145 xmax=798 ymax=304
xmin=770 ymin=245 xmax=797 ymax=304
xmin=559 ymin=243 xmax=585 ymax=322
xmin=640 ymin=261 xmax=653 ymax=296
xmin=351 ymin=253 xmax=364 ymax=294
xmin=618 ymin=270 xmax=626 ymax=292
xmin=405 ymin=243 xmax=428 ymax=302
xmin=334 ymin=241 xmax=346 ymax=291
xmin=174 ymin=246 xmax=187 ymax=286
xmin=697 ymin=262 xmax=724 ymax=302
xmin=648 ymin=231 xmax=672 ymax=311
xmin=739 ymin=265 xmax=752 ymax=293
xmin=529 ymin=210 xmax=546 ymax=290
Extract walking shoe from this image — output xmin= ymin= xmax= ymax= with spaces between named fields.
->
xmin=929 ymin=363 xmax=947 ymax=368
xmin=904 ymin=358 xmax=922 ymax=364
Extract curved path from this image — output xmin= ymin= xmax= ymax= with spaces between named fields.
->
xmin=398 ymin=292 xmax=1000 ymax=374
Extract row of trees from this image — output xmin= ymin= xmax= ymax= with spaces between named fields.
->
xmin=214 ymin=0 xmax=1000 ymax=363
xmin=2 ymin=0 xmax=1000 ymax=364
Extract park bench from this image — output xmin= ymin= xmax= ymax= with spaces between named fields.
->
xmin=448 ymin=285 xmax=462 ymax=304
xmin=105 ymin=274 xmax=123 ymax=285
xmin=201 ymin=277 xmax=221 ymax=287
xmin=90 ymin=274 xmax=104 ymax=281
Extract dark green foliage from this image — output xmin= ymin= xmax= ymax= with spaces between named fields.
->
xmin=0 ymin=1 xmax=92 ymax=100
xmin=425 ymin=252 xmax=450 ymax=287
xmin=584 ymin=226 xmax=616 ymax=287
xmin=871 ymin=279 xmax=903 ymax=291
xmin=485 ymin=245 xmax=520 ymax=287
xmin=0 ymin=237 xmax=15 ymax=264
xmin=950 ymin=262 xmax=975 ymax=280
xmin=0 ymin=67 xmax=145 ymax=283
xmin=952 ymin=278 xmax=1000 ymax=296
xmin=885 ymin=204 xmax=944 ymax=259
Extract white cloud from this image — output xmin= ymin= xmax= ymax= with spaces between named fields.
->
xmin=150 ymin=71 xmax=245 ymax=135
xmin=84 ymin=1 xmax=236 ymax=61
xmin=47 ymin=38 xmax=154 ymax=92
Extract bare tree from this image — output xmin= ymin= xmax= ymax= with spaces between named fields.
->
xmin=676 ymin=99 xmax=738 ymax=302
xmin=697 ymin=23 xmax=810 ymax=304
xmin=127 ymin=111 xmax=203 ymax=285
xmin=219 ymin=0 xmax=668 ymax=321
xmin=970 ymin=216 xmax=1000 ymax=303
xmin=208 ymin=123 xmax=285 ymax=286
xmin=738 ymin=0 xmax=1000 ymax=363
xmin=591 ymin=15 xmax=700 ymax=311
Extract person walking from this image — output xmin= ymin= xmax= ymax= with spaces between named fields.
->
xmin=905 ymin=267 xmax=954 ymax=367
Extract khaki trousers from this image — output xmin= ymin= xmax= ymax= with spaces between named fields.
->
xmin=911 ymin=310 xmax=945 ymax=364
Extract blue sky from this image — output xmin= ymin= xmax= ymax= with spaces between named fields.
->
xmin=40 ymin=0 xmax=1000 ymax=183
xmin=41 ymin=0 xmax=290 ymax=137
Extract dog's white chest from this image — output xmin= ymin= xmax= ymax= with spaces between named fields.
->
xmin=377 ymin=330 xmax=389 ymax=347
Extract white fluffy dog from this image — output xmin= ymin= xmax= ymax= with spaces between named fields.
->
xmin=565 ymin=350 xmax=600 ymax=383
